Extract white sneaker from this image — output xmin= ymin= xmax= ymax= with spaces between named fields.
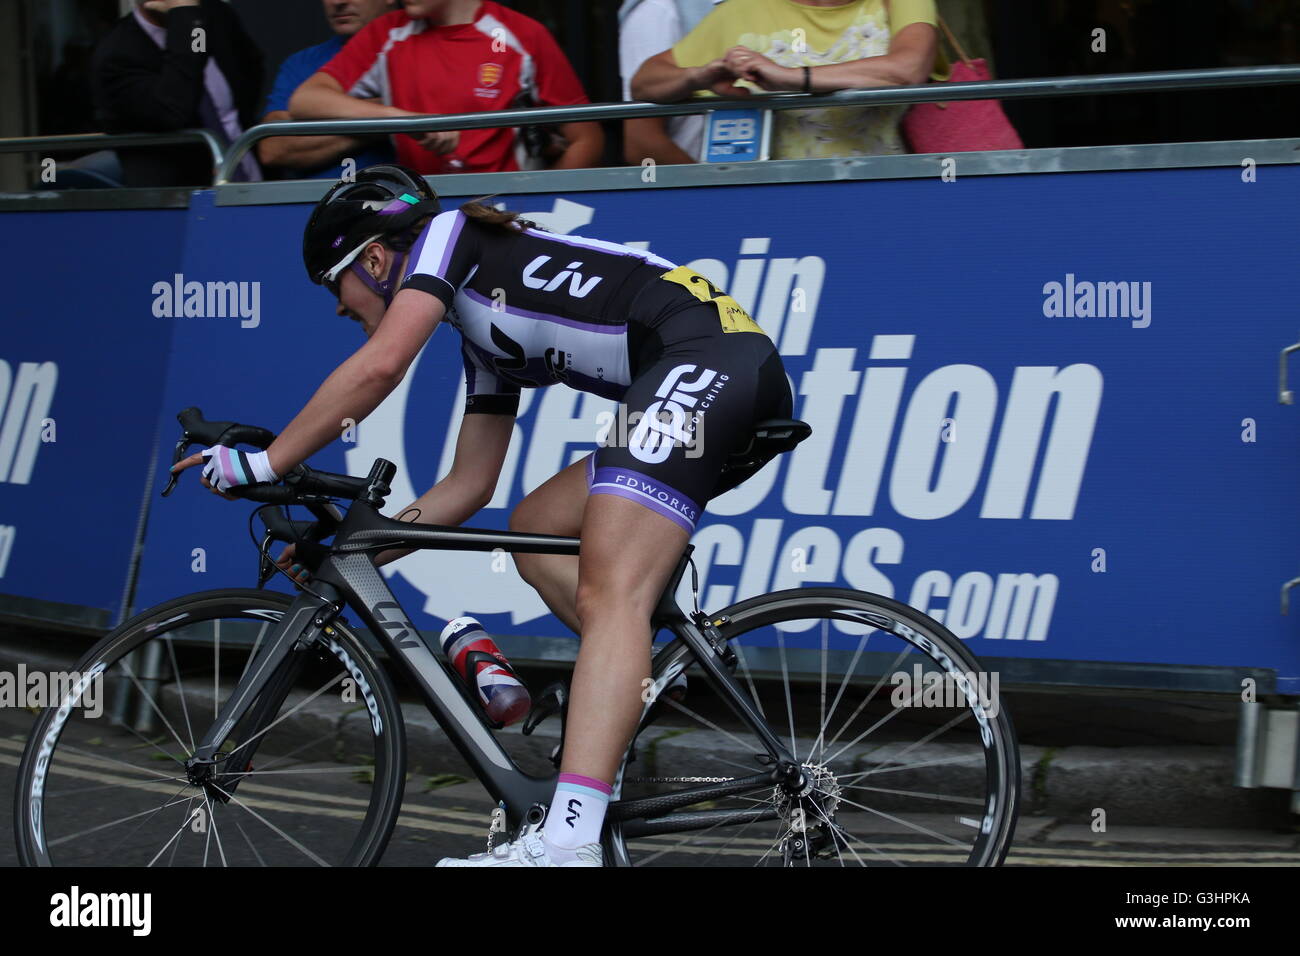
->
xmin=435 ymin=825 xmax=602 ymax=867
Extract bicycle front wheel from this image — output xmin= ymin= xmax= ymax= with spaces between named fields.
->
xmin=13 ymin=589 xmax=406 ymax=866
xmin=606 ymin=588 xmax=1020 ymax=867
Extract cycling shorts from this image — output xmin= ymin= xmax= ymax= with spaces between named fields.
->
xmin=582 ymin=273 xmax=793 ymax=535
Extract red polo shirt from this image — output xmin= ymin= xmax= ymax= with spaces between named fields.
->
xmin=318 ymin=1 xmax=588 ymax=175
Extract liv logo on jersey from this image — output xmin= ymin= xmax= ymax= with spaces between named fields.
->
xmin=488 ymin=323 xmax=531 ymax=385
xmin=544 ymin=347 xmax=571 ymax=382
xmin=629 ymin=364 xmax=728 ymax=464
xmin=521 ymin=255 xmax=604 ymax=298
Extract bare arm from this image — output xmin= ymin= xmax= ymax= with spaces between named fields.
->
xmin=549 ymin=120 xmax=605 ymax=170
xmin=288 ymin=73 xmax=459 ymax=155
xmin=630 ymin=49 xmax=747 ymax=103
xmin=806 ymin=23 xmax=937 ymax=89
xmin=263 ymin=288 xmax=442 ymax=475
xmin=372 ymin=411 xmax=515 ymax=567
xmin=289 ymin=71 xmax=407 ymax=120
xmin=622 ymin=116 xmax=696 ymax=165
xmin=726 ymin=23 xmax=938 ymax=92
xmin=254 ymin=109 xmax=371 ymax=171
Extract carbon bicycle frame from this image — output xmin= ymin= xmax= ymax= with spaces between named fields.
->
xmin=188 ymin=496 xmax=798 ymax=833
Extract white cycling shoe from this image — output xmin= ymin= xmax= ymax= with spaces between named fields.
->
xmin=435 ymin=824 xmax=602 ymax=867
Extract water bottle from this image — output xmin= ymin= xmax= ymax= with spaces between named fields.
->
xmin=439 ymin=617 xmax=531 ymax=726
xmin=664 ymin=671 xmax=688 ymax=703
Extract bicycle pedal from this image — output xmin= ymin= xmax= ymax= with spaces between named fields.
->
xmin=520 ymin=680 xmax=568 ymax=736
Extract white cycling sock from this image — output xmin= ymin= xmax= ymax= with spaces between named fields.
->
xmin=542 ymin=772 xmax=611 ymax=859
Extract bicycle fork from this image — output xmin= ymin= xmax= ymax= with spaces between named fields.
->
xmin=183 ymin=589 xmax=342 ymax=804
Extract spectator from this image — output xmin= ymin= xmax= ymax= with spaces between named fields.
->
xmin=258 ymin=1 xmax=399 ymax=179
xmin=632 ymin=0 xmax=939 ymax=160
xmin=91 ymin=0 xmax=263 ymax=186
xmin=619 ymin=0 xmax=724 ymax=165
xmin=289 ymin=0 xmax=603 ymax=176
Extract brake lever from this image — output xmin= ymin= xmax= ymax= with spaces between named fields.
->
xmin=257 ymin=531 xmax=278 ymax=588
xmin=160 ymin=436 xmax=194 ymax=497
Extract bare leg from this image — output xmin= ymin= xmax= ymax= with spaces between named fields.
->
xmin=512 ymin=457 xmax=690 ymax=781
xmin=509 ymin=456 xmax=589 ymax=634
xmin=564 ymin=493 xmax=689 ymax=783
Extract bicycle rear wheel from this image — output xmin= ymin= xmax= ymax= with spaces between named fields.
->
xmin=13 ymin=589 xmax=406 ymax=866
xmin=605 ymin=588 xmax=1020 ymax=867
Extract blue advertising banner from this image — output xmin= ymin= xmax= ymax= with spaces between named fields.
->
xmin=125 ymin=167 xmax=1300 ymax=691
xmin=0 ymin=207 xmax=186 ymax=617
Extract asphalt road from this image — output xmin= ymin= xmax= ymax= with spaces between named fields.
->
xmin=2 ymin=706 xmax=1297 ymax=868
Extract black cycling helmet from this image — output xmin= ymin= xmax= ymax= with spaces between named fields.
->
xmin=302 ymin=163 xmax=442 ymax=288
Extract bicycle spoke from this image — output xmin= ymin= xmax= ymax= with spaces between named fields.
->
xmin=234 ymin=819 xmax=268 ymax=867
xmin=203 ymin=789 xmax=228 ymax=867
xmin=634 ymin=799 xmax=777 ymax=866
xmin=815 ymin=619 xmax=829 ymax=761
xmin=148 ymin=802 xmax=205 ymax=867
xmin=752 ymin=822 xmax=793 ymax=867
xmin=801 ymin=799 xmax=850 ymax=867
xmin=219 ymin=671 xmax=345 ymax=756
xmin=832 ymin=792 xmax=970 ymax=849
xmin=228 ymin=765 xmax=374 ymax=777
xmin=840 ymin=782 xmax=986 ymax=806
xmin=208 ymin=781 xmax=330 ymax=867
xmin=164 ymin=635 xmax=196 ymax=752
xmin=167 ymin=795 xmax=198 ymax=867
xmin=824 ymin=817 xmax=904 ymax=867
xmin=843 ymin=708 xmax=974 ymax=776
xmin=674 ymin=812 xmax=766 ymax=866
xmin=837 ymin=751 xmax=983 ymax=784
xmin=118 ymin=658 xmax=193 ymax=761
xmin=811 ymin=630 xmax=873 ymax=763
xmin=617 ymin=598 xmax=1015 ymax=867
xmin=48 ymin=741 xmax=186 ymax=781
xmin=730 ymin=643 xmax=766 ymax=720
xmin=49 ymin=786 xmax=193 ymax=849
xmin=822 ymin=669 xmax=942 ymax=766
xmin=21 ymin=597 xmax=396 ymax=867
xmin=237 ymin=621 xmax=272 ymax=684
xmin=239 ymin=730 xmax=340 ymax=774
xmin=46 ymin=775 xmax=190 ymax=798
xmin=775 ymin=629 xmax=797 ymax=758
xmin=202 ymin=795 xmax=214 ymax=867
xmin=656 ymin=695 xmax=756 ymax=754
xmin=821 ymin=645 xmax=913 ymax=759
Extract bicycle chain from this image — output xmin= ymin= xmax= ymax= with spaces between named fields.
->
xmin=624 ymin=776 xmax=738 ymax=784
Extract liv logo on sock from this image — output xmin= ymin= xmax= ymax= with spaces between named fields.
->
xmin=545 ymin=773 xmax=613 ymax=852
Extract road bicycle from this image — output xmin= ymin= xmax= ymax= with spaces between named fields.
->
xmin=14 ymin=408 xmax=1019 ymax=866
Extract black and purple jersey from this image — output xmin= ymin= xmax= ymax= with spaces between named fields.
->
xmin=400 ymin=210 xmax=679 ymax=415
xmin=398 ymin=210 xmax=793 ymax=534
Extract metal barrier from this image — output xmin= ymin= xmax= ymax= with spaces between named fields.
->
xmin=216 ymin=64 xmax=1300 ymax=183
xmin=0 ymin=66 xmax=1295 ymax=189
xmin=0 ymin=130 xmax=225 ymax=185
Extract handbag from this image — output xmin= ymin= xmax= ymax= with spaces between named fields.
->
xmin=900 ymin=14 xmax=1024 ymax=153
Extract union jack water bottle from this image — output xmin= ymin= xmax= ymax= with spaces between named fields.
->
xmin=439 ymin=617 xmax=532 ymax=726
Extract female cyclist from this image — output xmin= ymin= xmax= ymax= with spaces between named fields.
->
xmin=172 ymin=164 xmax=794 ymax=866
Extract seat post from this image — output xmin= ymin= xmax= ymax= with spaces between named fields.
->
xmin=651 ymin=544 xmax=696 ymax=628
